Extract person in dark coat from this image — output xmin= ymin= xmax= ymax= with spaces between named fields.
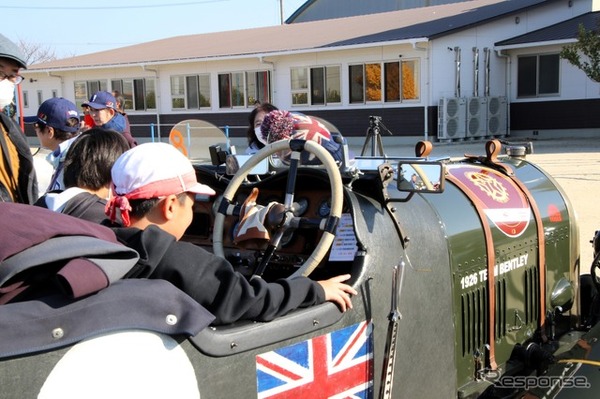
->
xmin=105 ymin=142 xmax=357 ymax=325
xmin=0 ymin=33 xmax=37 ymax=203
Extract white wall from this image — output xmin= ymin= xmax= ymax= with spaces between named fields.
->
xmin=19 ymin=0 xmax=595 ymax=118
xmin=427 ymin=0 xmax=593 ymax=104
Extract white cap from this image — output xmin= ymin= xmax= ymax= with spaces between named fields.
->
xmin=111 ymin=142 xmax=216 ymax=199
xmin=106 ymin=143 xmax=216 ymax=226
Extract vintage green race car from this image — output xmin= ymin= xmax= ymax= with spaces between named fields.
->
xmin=1 ymin=126 xmax=599 ymax=399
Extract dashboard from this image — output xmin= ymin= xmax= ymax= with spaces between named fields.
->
xmin=182 ymin=168 xmax=354 ymax=280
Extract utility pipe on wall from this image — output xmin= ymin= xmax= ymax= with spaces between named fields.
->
xmin=484 ymin=47 xmax=491 ymax=97
xmin=454 ymin=46 xmax=461 ymax=98
xmin=473 ymin=47 xmax=479 ymax=97
xmin=142 ymin=65 xmax=161 ymax=139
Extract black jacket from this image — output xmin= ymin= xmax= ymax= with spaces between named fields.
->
xmin=34 ymin=189 xmax=117 ymax=225
xmin=0 ymin=113 xmax=37 ymax=204
xmin=114 ymin=225 xmax=326 ymax=325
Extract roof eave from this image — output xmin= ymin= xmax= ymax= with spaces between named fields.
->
xmin=495 ymin=38 xmax=577 ymax=51
xmin=24 ymin=38 xmax=430 ymax=74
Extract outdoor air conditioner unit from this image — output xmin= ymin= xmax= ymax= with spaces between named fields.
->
xmin=466 ymin=97 xmax=487 ymax=138
xmin=438 ymin=97 xmax=466 ymax=141
xmin=487 ymin=96 xmax=508 ymax=137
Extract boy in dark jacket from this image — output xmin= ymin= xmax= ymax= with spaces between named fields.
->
xmin=106 ymin=142 xmax=356 ymax=325
xmin=35 ymin=128 xmax=129 ymax=224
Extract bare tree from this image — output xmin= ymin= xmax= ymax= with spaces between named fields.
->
xmin=17 ymin=39 xmax=58 ymax=66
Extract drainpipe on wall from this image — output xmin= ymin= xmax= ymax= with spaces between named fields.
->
xmin=484 ymin=47 xmax=491 ymax=97
xmin=142 ymin=64 xmax=161 ymax=140
xmin=16 ymin=84 xmax=25 ymax=130
xmin=495 ymin=49 xmax=511 ymax=133
xmin=258 ymin=55 xmax=275 ymax=103
xmin=259 ymin=55 xmax=275 ymax=68
xmin=411 ymin=40 xmax=429 ymax=140
xmin=454 ymin=47 xmax=461 ymax=98
xmin=473 ymin=47 xmax=479 ymax=97
xmin=47 ymin=72 xmax=64 ymax=96
xmin=494 ymin=49 xmax=511 ymax=97
xmin=411 ymin=40 xmax=428 ymax=52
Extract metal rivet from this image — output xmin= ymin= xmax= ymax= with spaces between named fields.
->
xmin=52 ymin=328 xmax=64 ymax=339
xmin=166 ymin=314 xmax=178 ymax=325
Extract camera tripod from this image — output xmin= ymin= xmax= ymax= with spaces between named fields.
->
xmin=360 ymin=115 xmax=393 ymax=156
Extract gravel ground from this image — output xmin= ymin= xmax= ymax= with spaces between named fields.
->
xmin=525 ymin=139 xmax=600 ymax=272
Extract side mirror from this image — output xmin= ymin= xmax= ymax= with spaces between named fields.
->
xmin=397 ymin=161 xmax=445 ymax=193
xmin=225 ymin=154 xmax=270 ymax=175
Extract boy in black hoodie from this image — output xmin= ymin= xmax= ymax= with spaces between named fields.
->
xmin=106 ymin=142 xmax=356 ymax=325
xmin=35 ymin=128 xmax=129 ymax=224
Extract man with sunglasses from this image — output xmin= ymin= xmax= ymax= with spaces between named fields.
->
xmin=0 ymin=34 xmax=37 ymax=204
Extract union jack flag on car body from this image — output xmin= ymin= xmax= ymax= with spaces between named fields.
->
xmin=256 ymin=321 xmax=374 ymax=398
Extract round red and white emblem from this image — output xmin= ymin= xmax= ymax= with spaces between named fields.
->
xmin=448 ymin=165 xmax=531 ymax=238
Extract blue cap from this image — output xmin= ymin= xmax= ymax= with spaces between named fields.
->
xmin=83 ymin=91 xmax=117 ymax=110
xmin=34 ymin=98 xmax=80 ymax=133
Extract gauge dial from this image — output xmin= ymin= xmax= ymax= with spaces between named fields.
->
xmin=318 ymin=198 xmax=331 ymax=217
xmin=292 ymin=198 xmax=309 ymax=216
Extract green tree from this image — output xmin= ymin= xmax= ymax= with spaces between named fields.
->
xmin=560 ymin=23 xmax=600 ymax=82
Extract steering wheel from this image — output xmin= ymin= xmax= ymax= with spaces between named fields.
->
xmin=213 ymin=139 xmax=344 ymax=278
xmin=592 ymin=249 xmax=600 ymax=294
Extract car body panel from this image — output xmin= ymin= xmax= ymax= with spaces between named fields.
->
xmin=1 ymin=133 xmax=598 ymax=398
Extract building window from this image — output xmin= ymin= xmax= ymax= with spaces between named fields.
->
xmin=170 ymin=75 xmax=211 ymax=110
xmin=171 ymin=76 xmax=185 ymax=109
xmin=350 ymin=63 xmax=382 ymax=102
xmin=217 ymin=70 xmax=270 ymax=108
xmin=365 ymin=63 xmax=381 ymax=102
xmin=384 ymin=62 xmax=400 ymax=102
xmin=111 ymin=78 xmax=157 ymax=110
xmin=51 ymin=90 xmax=58 ymax=98
xmin=37 ymin=90 xmax=43 ymax=106
xmin=22 ymin=91 xmax=29 ymax=108
xmin=291 ymin=67 xmax=308 ymax=105
xmin=349 ymin=65 xmax=364 ymax=103
xmin=290 ymin=66 xmax=341 ymax=106
xmin=246 ymin=70 xmax=271 ymax=105
xmin=218 ymin=72 xmax=245 ymax=108
xmin=517 ymin=54 xmax=560 ymax=97
xmin=112 ymin=80 xmax=123 ymax=98
xmin=401 ymin=60 xmax=419 ymax=100
xmin=74 ymin=80 xmax=108 ymax=108
xmin=350 ymin=60 xmax=419 ymax=104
